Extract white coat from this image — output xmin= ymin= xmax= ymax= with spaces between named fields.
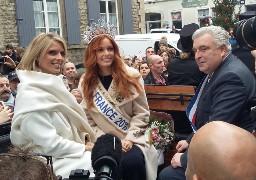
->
xmin=10 ymin=70 xmax=96 ymax=178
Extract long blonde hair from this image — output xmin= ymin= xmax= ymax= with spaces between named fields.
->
xmin=17 ymin=33 xmax=67 ymax=72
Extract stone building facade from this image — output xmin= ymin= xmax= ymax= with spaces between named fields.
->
xmin=144 ymin=0 xmax=255 ymax=33
xmin=0 ymin=0 xmax=145 ymax=65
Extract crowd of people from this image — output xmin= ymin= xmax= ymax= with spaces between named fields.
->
xmin=0 ymin=17 xmax=255 ymax=180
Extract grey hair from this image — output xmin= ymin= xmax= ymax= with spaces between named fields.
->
xmin=192 ymin=26 xmax=231 ymax=52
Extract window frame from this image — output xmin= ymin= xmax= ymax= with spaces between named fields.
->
xmin=33 ymin=0 xmax=62 ymax=36
xmin=197 ymin=8 xmax=210 ymax=27
xmin=171 ymin=11 xmax=182 ymax=29
xmin=99 ymin=0 xmax=119 ymax=34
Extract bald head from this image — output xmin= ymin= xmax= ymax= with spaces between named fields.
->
xmin=186 ymin=121 xmax=256 ymax=180
xmin=147 ymin=55 xmax=161 ymax=64
xmin=147 ymin=55 xmax=165 ymax=76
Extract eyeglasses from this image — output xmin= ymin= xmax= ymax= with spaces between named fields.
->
xmin=0 ymin=153 xmax=55 ymax=180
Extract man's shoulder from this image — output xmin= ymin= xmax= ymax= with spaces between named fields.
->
xmin=144 ymin=72 xmax=154 ymax=84
xmin=218 ymin=54 xmax=252 ymax=76
xmin=228 ymin=55 xmax=254 ymax=76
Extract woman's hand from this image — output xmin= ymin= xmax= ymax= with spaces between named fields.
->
xmin=85 ymin=142 xmax=94 ymax=152
xmin=71 ymin=88 xmax=82 ymax=103
xmin=121 ymin=140 xmax=133 ymax=153
xmin=0 ymin=106 xmax=13 ymax=124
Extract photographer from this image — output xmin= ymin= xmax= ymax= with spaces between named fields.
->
xmin=0 ymin=44 xmax=16 ymax=75
xmin=233 ymin=16 xmax=256 ymax=135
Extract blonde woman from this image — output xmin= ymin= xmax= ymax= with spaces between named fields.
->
xmin=10 ymin=33 xmax=95 ymax=178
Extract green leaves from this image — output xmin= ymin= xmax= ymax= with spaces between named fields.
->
xmin=211 ymin=0 xmax=241 ymax=31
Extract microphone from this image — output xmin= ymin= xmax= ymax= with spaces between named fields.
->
xmin=91 ymin=134 xmax=122 ymax=180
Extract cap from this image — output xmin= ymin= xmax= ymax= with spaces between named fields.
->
xmin=8 ymin=71 xmax=18 ymax=81
xmin=159 ymin=36 xmax=168 ymax=47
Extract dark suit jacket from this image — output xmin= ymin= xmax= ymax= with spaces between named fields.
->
xmin=232 ymin=46 xmax=256 ymax=78
xmin=180 ymin=53 xmax=256 ymax=168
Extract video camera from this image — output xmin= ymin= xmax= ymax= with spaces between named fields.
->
xmin=62 ymin=134 xmax=122 ymax=180
xmin=233 ymin=16 xmax=256 ymax=51
xmin=62 ymin=169 xmax=93 ymax=180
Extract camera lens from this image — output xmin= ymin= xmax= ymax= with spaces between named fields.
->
xmin=233 ymin=17 xmax=256 ymax=50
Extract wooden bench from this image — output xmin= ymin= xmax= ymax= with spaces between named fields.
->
xmin=145 ymin=85 xmax=196 ymax=171
xmin=145 ymin=85 xmax=195 ymax=111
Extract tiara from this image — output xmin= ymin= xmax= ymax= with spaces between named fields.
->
xmin=82 ymin=19 xmax=116 ymax=44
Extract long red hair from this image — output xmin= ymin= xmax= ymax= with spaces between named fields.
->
xmin=82 ymin=35 xmax=143 ymax=109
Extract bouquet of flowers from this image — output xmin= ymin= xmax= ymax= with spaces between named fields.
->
xmin=148 ymin=117 xmax=174 ymax=151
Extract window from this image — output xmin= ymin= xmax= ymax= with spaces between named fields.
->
xmin=171 ymin=12 xmax=182 ymax=29
xmin=198 ymin=9 xmax=210 ymax=27
xmin=99 ymin=0 xmax=119 ymax=34
xmin=33 ymin=0 xmax=61 ymax=35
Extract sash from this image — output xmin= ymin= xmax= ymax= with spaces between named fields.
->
xmin=93 ymin=88 xmax=130 ymax=132
xmin=186 ymin=75 xmax=209 ymax=133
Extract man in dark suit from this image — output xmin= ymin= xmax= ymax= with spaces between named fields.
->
xmin=159 ymin=26 xmax=256 ymax=180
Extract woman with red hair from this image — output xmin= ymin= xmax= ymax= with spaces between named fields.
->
xmin=79 ymin=34 xmax=157 ymax=180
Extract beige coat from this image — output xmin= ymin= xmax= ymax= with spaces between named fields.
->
xmin=80 ymin=66 xmax=158 ymax=180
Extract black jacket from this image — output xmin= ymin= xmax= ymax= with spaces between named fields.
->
xmin=167 ymin=56 xmax=205 ymax=87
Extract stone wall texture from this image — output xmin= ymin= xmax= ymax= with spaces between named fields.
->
xmin=0 ymin=0 xmax=19 ymax=50
xmin=0 ymin=0 xmax=145 ymax=65
xmin=133 ymin=0 xmax=146 ymax=34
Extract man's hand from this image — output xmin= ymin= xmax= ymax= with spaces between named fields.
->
xmin=176 ymin=140 xmax=189 ymax=152
xmin=71 ymin=88 xmax=82 ymax=103
xmin=4 ymin=55 xmax=16 ymax=68
xmin=171 ymin=153 xmax=183 ymax=168
xmin=0 ymin=106 xmax=13 ymax=124
xmin=121 ymin=140 xmax=133 ymax=153
xmin=85 ymin=142 xmax=94 ymax=152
